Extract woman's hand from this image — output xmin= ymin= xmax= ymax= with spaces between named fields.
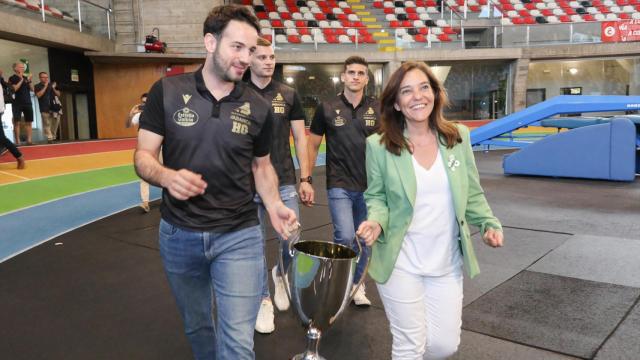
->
xmin=356 ymin=221 xmax=382 ymax=246
xmin=483 ymin=228 xmax=504 ymax=248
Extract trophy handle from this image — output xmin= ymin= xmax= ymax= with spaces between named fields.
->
xmin=278 ymin=222 xmax=301 ymax=304
xmin=348 ymin=235 xmax=371 ymax=301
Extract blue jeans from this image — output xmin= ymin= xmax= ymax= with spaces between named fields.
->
xmin=159 ymin=219 xmax=264 ymax=360
xmin=327 ymin=187 xmax=370 ymax=284
xmin=255 ymin=185 xmax=300 ymax=298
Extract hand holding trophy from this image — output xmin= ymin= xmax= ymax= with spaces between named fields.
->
xmin=279 ymin=222 xmax=369 ymax=360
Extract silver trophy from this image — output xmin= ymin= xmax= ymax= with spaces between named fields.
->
xmin=279 ymin=225 xmax=368 ymax=360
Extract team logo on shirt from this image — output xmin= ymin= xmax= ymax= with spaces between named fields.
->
xmin=173 ymin=107 xmax=199 ymax=127
xmin=363 ymin=106 xmax=377 ymax=127
xmin=272 ymin=93 xmax=286 ymax=114
xmin=182 ymin=94 xmax=192 ymax=104
xmin=231 ymin=102 xmax=252 ymax=135
xmin=334 ymin=109 xmax=345 ymax=127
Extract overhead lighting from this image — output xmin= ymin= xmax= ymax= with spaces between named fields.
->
xmin=332 ymin=76 xmax=339 ymax=83
xmin=287 ymin=65 xmax=306 ymax=71
xmin=286 ymin=77 xmax=294 ymax=84
xmin=308 ymin=76 xmax=315 ymax=80
xmin=569 ymin=68 xmax=578 ymax=75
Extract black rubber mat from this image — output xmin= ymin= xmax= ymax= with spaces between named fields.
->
xmin=462 ymin=270 xmax=640 ymax=358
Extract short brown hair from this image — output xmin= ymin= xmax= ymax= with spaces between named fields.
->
xmin=343 ymin=56 xmax=368 ymax=72
xmin=203 ymin=4 xmax=260 ymax=37
xmin=257 ymin=37 xmax=272 ymax=47
xmin=378 ymin=61 xmax=461 ymax=156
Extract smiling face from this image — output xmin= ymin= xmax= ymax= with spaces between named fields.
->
xmin=341 ymin=63 xmax=369 ymax=94
xmin=205 ymin=19 xmax=258 ymax=83
xmin=250 ymin=44 xmax=275 ymax=79
xmin=394 ymin=68 xmax=435 ymax=125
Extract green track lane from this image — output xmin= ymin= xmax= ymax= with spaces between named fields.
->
xmin=0 ymin=165 xmax=139 ymax=215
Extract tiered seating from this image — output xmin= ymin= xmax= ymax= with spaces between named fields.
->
xmin=444 ymin=0 xmax=640 ymax=24
xmin=375 ymin=0 xmax=460 ymax=43
xmin=248 ymin=0 xmax=377 ymax=44
xmin=2 ymin=0 xmax=75 ymax=23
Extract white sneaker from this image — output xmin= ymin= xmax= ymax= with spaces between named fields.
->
xmin=272 ymin=266 xmax=290 ymax=311
xmin=255 ymin=299 xmax=275 ymax=334
xmin=352 ymin=284 xmax=371 ymax=307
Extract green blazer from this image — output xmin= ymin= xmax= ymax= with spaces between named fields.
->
xmin=364 ymin=124 xmax=501 ymax=283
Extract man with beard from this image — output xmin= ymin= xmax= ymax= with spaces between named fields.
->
xmin=307 ymin=56 xmax=380 ymax=306
xmin=134 ymin=5 xmax=297 ymax=359
xmin=247 ymin=37 xmax=314 ymax=334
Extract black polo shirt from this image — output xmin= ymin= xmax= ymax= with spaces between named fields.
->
xmin=248 ymin=79 xmax=305 ymax=186
xmin=140 ymin=68 xmax=273 ymax=232
xmin=34 ymin=82 xmax=54 ymax=112
xmin=8 ymin=75 xmax=32 ymax=106
xmin=310 ymin=93 xmax=379 ymax=192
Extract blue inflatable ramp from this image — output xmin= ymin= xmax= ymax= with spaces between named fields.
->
xmin=503 ymin=118 xmax=637 ymax=181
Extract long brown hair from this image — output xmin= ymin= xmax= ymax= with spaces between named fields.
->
xmin=379 ymin=61 xmax=461 ymax=156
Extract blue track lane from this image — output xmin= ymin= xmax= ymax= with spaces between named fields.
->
xmin=0 ymin=182 xmax=162 ymax=263
xmin=0 ymin=156 xmax=327 ymax=264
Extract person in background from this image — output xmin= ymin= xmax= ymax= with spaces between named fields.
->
xmin=357 ymin=61 xmax=504 ymax=359
xmin=127 ymin=93 xmax=151 ymax=212
xmin=134 ymin=5 xmax=297 ymax=359
xmin=34 ymin=71 xmax=61 ymax=142
xmin=307 ymin=56 xmax=379 ymax=306
xmin=8 ymin=62 xmax=34 ymax=145
xmin=0 ymin=70 xmax=25 ymax=169
xmin=248 ymin=37 xmax=314 ymax=334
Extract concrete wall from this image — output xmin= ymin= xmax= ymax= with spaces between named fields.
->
xmin=113 ymin=0 xmax=224 ymax=54
xmin=0 ymin=7 xmax=114 ymax=52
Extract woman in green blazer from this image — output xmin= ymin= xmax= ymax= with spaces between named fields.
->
xmin=357 ymin=61 xmax=503 ymax=359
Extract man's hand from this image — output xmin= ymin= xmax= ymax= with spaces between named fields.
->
xmin=356 ymin=220 xmax=382 ymax=246
xmin=298 ymin=182 xmax=314 ymax=207
xmin=162 ymin=168 xmax=207 ymax=200
xmin=483 ymin=228 xmax=504 ymax=248
xmin=267 ymin=202 xmax=298 ymax=240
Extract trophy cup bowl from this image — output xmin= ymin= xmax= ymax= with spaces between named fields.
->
xmin=280 ymin=236 xmax=367 ymax=360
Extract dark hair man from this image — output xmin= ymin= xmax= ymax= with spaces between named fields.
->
xmin=248 ymin=37 xmax=314 ymax=333
xmin=307 ymin=56 xmax=380 ymax=306
xmin=134 ymin=5 xmax=297 ymax=359
xmin=34 ymin=71 xmax=62 ymax=142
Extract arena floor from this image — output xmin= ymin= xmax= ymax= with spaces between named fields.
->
xmin=1 ymin=150 xmax=639 ymax=359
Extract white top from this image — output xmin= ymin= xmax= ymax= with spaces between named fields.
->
xmin=396 ymin=150 xmax=463 ymax=276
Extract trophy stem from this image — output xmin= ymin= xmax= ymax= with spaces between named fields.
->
xmin=292 ymin=326 xmax=325 ymax=360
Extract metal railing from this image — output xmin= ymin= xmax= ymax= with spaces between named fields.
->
xmin=263 ymin=19 xmax=627 ymax=52
xmin=0 ymin=0 xmax=114 ymax=39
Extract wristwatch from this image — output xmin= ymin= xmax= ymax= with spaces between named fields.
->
xmin=300 ymin=176 xmax=312 ymax=184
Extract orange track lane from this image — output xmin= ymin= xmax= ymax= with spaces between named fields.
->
xmin=0 ymin=150 xmax=134 ymax=186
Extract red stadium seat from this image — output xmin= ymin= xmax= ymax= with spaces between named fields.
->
xmin=314 ymin=13 xmax=326 ymax=20
xmin=287 ymin=35 xmax=301 ymax=43
xmin=280 ymin=12 xmax=292 ymax=20
xmin=559 ymin=15 xmax=571 ymax=22
xmin=415 ymin=34 xmax=427 ymax=42
xmin=257 ymin=12 xmax=268 ymax=19
xmin=438 ymin=34 xmax=451 ymax=41
xmin=271 ymin=19 xmax=283 ymax=27
xmin=326 ymin=34 xmax=339 ymax=43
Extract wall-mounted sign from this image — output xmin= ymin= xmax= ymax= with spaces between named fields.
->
xmin=71 ymin=69 xmax=79 ymax=82
xmin=601 ymin=20 xmax=640 ymax=43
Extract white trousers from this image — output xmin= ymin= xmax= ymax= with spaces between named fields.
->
xmin=377 ymin=266 xmax=463 ymax=360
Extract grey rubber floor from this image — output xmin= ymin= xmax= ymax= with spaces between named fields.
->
xmin=1 ymin=151 xmax=639 ymax=359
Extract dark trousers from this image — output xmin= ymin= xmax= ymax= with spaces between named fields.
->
xmin=0 ymin=116 xmax=22 ymax=159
